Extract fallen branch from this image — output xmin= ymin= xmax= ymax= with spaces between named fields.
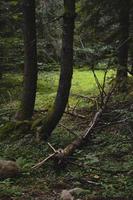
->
xmin=71 ymin=93 xmax=96 ymax=101
xmin=59 ymin=123 xmax=78 ymax=136
xmin=32 ymin=86 xmax=115 ymax=169
xmin=65 ymin=110 xmax=86 ymax=119
xmin=54 ymin=85 xmax=115 ymax=160
xmin=70 ymin=93 xmax=99 ymax=109
xmin=31 ymin=153 xmax=56 ymax=170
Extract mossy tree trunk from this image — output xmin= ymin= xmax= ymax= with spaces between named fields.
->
xmin=39 ymin=0 xmax=76 ymax=140
xmin=116 ymin=0 xmax=130 ymax=92
xmin=15 ymin=0 xmax=37 ymax=120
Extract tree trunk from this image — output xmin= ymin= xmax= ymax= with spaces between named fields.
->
xmin=0 ymin=15 xmax=3 ymax=80
xmin=116 ymin=0 xmax=130 ymax=92
xmin=15 ymin=0 xmax=37 ymax=120
xmin=39 ymin=0 xmax=76 ymax=140
xmin=130 ymin=5 xmax=133 ymax=74
xmin=0 ymin=45 xmax=3 ymax=79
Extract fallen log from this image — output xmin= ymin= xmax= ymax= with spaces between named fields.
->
xmin=0 ymin=160 xmax=20 ymax=179
xmin=32 ymin=86 xmax=115 ymax=168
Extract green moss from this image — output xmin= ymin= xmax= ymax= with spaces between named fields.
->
xmin=0 ymin=122 xmax=15 ymax=140
xmin=0 ymin=69 xmax=113 ymax=111
xmin=0 ymin=120 xmax=32 ymax=142
xmin=31 ymin=118 xmax=43 ymax=129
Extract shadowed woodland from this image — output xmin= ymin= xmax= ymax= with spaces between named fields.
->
xmin=0 ymin=0 xmax=133 ymax=200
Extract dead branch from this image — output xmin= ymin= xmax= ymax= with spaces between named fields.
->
xmin=71 ymin=93 xmax=96 ymax=101
xmin=59 ymin=123 xmax=78 ymax=136
xmin=32 ymin=85 xmax=115 ymax=169
xmin=55 ymin=85 xmax=115 ymax=160
xmin=72 ymin=99 xmax=81 ymax=113
xmin=64 ymin=110 xmax=86 ymax=119
xmin=47 ymin=142 xmax=56 ymax=152
xmin=92 ymin=69 xmax=106 ymax=97
xmin=31 ymin=153 xmax=56 ymax=169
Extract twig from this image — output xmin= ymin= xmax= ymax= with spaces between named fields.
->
xmin=72 ymin=99 xmax=81 ymax=113
xmin=71 ymin=94 xmax=99 ymax=110
xmin=47 ymin=142 xmax=56 ymax=153
xmin=92 ymin=69 xmax=103 ymax=94
xmin=65 ymin=110 xmax=86 ymax=119
xmin=44 ymin=15 xmax=63 ymax=25
xmin=31 ymin=153 xmax=56 ymax=169
xmin=71 ymin=93 xmax=96 ymax=101
xmin=59 ymin=123 xmax=78 ymax=136
xmin=86 ymin=180 xmax=101 ymax=186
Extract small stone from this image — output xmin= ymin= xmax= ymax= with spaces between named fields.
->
xmin=0 ymin=160 xmax=20 ymax=179
xmin=60 ymin=190 xmax=74 ymax=200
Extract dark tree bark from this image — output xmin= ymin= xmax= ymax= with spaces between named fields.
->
xmin=0 ymin=43 xmax=3 ymax=79
xmin=116 ymin=0 xmax=130 ymax=92
xmin=0 ymin=12 xmax=3 ymax=80
xmin=131 ymin=63 xmax=133 ymax=75
xmin=15 ymin=0 xmax=37 ymax=120
xmin=0 ymin=61 xmax=2 ymax=79
xmin=130 ymin=6 xmax=133 ymax=74
xmin=39 ymin=0 xmax=76 ymax=140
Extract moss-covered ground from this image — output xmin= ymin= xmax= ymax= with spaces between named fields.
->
xmin=0 ymin=69 xmax=133 ymax=200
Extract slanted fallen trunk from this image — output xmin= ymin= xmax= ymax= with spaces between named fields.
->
xmin=32 ymin=86 xmax=115 ymax=169
xmin=0 ymin=160 xmax=20 ymax=179
xmin=55 ymin=86 xmax=114 ymax=160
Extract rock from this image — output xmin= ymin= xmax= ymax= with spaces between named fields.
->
xmin=60 ymin=188 xmax=87 ymax=200
xmin=0 ymin=160 xmax=20 ymax=179
xmin=60 ymin=190 xmax=74 ymax=200
xmin=69 ymin=188 xmax=85 ymax=195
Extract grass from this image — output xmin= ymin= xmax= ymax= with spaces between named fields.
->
xmin=0 ymin=118 xmax=133 ymax=199
xmin=36 ymin=69 xmax=114 ymax=109
xmin=0 ymin=68 xmax=133 ymax=199
xmin=0 ymin=68 xmax=114 ymax=110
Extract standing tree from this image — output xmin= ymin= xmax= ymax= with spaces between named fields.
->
xmin=15 ymin=0 xmax=38 ymax=120
xmin=129 ymin=4 xmax=133 ymax=74
xmin=116 ymin=0 xmax=130 ymax=91
xmin=39 ymin=0 xmax=76 ymax=140
xmin=0 ymin=1 xmax=5 ymax=79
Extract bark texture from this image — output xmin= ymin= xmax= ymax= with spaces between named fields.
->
xmin=39 ymin=0 xmax=76 ymax=139
xmin=116 ymin=0 xmax=130 ymax=91
xmin=15 ymin=0 xmax=37 ymax=120
xmin=130 ymin=5 xmax=133 ymax=74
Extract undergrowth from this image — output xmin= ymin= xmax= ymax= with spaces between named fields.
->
xmin=0 ymin=70 xmax=132 ymax=200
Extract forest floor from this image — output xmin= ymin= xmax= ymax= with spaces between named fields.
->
xmin=0 ymin=69 xmax=133 ymax=200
